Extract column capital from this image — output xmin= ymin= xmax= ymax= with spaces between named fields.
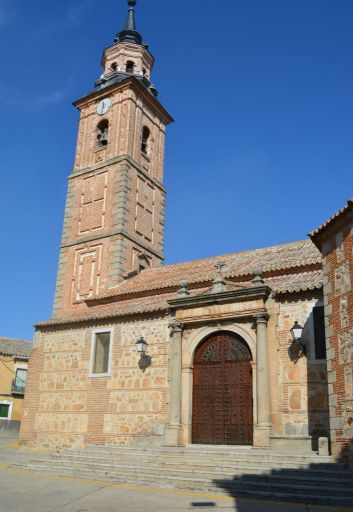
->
xmin=254 ymin=311 xmax=270 ymax=325
xmin=169 ymin=321 xmax=183 ymax=335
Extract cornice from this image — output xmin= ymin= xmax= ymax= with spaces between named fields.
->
xmin=73 ymin=76 xmax=173 ymax=125
xmin=168 ymin=285 xmax=272 ymax=310
xmin=69 ymin=154 xmax=166 ymax=194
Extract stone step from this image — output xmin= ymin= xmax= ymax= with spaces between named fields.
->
xmin=67 ymin=446 xmax=334 ymax=465
xmin=47 ymin=453 xmax=351 ymax=477
xmin=25 ymin=458 xmax=353 ymax=488
xmin=15 ymin=463 xmax=353 ymax=503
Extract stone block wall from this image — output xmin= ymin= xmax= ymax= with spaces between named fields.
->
xmin=20 ymin=316 xmax=169 ymax=450
xmin=271 ymin=295 xmax=329 ymax=447
xmin=22 ymin=292 xmax=331 ymax=451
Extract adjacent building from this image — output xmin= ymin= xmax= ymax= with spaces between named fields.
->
xmin=310 ymin=200 xmax=353 ymax=467
xmin=0 ymin=338 xmax=32 ymax=427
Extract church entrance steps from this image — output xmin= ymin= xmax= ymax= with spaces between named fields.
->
xmin=36 ymin=453 xmax=344 ymax=475
xmin=71 ymin=444 xmax=334 ymax=463
xmin=13 ymin=445 xmax=353 ymax=506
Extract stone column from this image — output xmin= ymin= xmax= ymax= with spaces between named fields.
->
xmin=254 ymin=312 xmax=272 ymax=448
xmin=164 ymin=322 xmax=183 ymax=446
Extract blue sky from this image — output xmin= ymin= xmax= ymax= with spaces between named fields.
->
xmin=0 ymin=0 xmax=352 ymax=340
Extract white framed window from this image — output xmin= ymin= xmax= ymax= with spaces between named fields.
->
xmin=0 ymin=401 xmax=13 ymax=420
xmin=89 ymin=328 xmax=114 ymax=377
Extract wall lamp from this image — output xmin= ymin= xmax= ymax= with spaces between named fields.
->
xmin=135 ymin=337 xmax=148 ymax=355
xmin=135 ymin=337 xmax=152 ymax=371
xmin=290 ymin=321 xmax=304 ymax=342
xmin=290 ymin=321 xmax=306 ymax=355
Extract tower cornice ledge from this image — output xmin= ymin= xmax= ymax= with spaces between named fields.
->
xmin=168 ymin=285 xmax=272 ymax=310
xmin=73 ymin=76 xmax=173 ymax=125
xmin=69 ymin=154 xmax=166 ymax=193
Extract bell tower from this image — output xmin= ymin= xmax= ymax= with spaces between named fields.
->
xmin=53 ymin=0 xmax=173 ymax=316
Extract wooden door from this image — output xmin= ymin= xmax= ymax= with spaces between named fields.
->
xmin=192 ymin=332 xmax=253 ymax=445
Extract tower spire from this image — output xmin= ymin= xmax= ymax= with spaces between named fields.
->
xmin=125 ymin=0 xmax=137 ymax=31
xmin=115 ymin=0 xmax=143 ymax=45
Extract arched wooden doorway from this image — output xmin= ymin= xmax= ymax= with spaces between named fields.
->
xmin=192 ymin=331 xmax=253 ymax=445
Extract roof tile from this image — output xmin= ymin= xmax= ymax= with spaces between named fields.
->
xmin=0 ymin=338 xmax=32 ymax=358
xmin=92 ymin=239 xmax=321 ymax=300
xmin=309 ymin=199 xmax=353 ymax=240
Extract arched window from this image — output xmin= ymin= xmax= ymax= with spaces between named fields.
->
xmin=96 ymin=119 xmax=109 ymax=148
xmin=126 ymin=60 xmax=135 ymax=73
xmin=141 ymin=126 xmax=150 ymax=155
xmin=110 ymin=62 xmax=117 ymax=72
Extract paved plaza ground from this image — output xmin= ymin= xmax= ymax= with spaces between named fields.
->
xmin=0 ymin=441 xmax=351 ymax=512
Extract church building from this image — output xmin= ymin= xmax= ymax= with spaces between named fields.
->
xmin=21 ymin=1 xmax=333 ymax=454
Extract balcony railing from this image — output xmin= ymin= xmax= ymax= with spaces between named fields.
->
xmin=11 ymin=380 xmax=25 ymax=395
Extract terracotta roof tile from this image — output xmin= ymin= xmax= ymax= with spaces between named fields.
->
xmin=0 ymin=338 xmax=32 ymax=358
xmin=92 ymin=239 xmax=321 ymax=300
xmin=309 ymin=199 xmax=353 ymax=241
xmin=266 ymin=270 xmax=322 ymax=294
xmin=36 ymin=293 xmax=173 ymax=328
xmin=36 ymin=269 xmax=322 ymax=328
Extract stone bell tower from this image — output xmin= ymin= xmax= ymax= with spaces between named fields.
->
xmin=53 ymin=0 xmax=173 ymax=316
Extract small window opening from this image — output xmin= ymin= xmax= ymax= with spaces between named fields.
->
xmin=110 ymin=62 xmax=117 ymax=72
xmin=13 ymin=369 xmax=27 ymax=393
xmin=126 ymin=60 xmax=135 ymax=73
xmin=0 ymin=403 xmax=10 ymax=419
xmin=138 ymin=253 xmax=150 ymax=273
xmin=141 ymin=126 xmax=150 ymax=155
xmin=313 ymin=306 xmax=326 ymax=359
xmin=96 ymin=119 xmax=109 ymax=148
xmin=92 ymin=332 xmax=111 ymax=374
xmin=142 ymin=67 xmax=147 ymax=76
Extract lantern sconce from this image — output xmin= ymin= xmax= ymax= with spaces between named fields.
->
xmin=135 ymin=337 xmax=152 ymax=371
xmin=290 ymin=321 xmax=306 ymax=355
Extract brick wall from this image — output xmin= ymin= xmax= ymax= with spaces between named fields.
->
xmin=317 ymin=213 xmax=353 ymax=466
xmin=53 ymin=75 xmax=171 ymax=317
xmin=53 ymin=158 xmax=166 ymax=316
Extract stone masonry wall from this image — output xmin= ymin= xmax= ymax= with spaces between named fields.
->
xmin=321 ymin=217 xmax=353 ymax=465
xmin=20 ymin=316 xmax=169 ymax=450
xmin=273 ymin=295 xmax=329 ymax=446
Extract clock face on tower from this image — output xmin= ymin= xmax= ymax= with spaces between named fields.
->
xmin=96 ymin=98 xmax=112 ymax=116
